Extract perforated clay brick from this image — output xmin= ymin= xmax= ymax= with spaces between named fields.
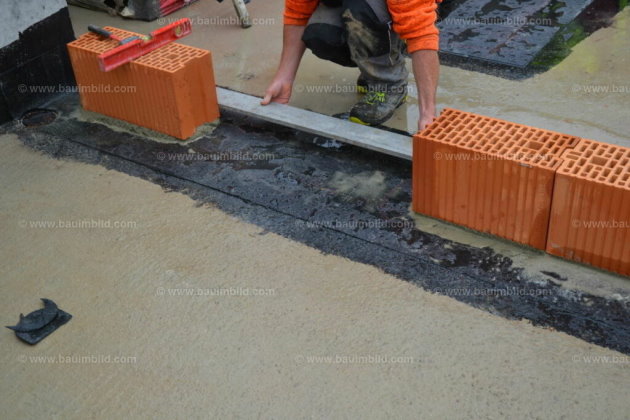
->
xmin=413 ymin=108 xmax=579 ymax=249
xmin=547 ymin=139 xmax=630 ymax=276
xmin=67 ymin=27 xmax=219 ymax=139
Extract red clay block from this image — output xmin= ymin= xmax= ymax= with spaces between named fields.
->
xmin=67 ymin=27 xmax=219 ymax=139
xmin=413 ymin=108 xmax=579 ymax=249
xmin=546 ymin=139 xmax=630 ymax=276
xmin=160 ymin=0 xmax=200 ymax=16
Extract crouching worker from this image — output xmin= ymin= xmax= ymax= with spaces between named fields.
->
xmin=261 ymin=0 xmax=441 ymax=130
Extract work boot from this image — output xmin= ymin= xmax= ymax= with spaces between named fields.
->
xmin=356 ymin=76 xmax=368 ymax=94
xmin=349 ymin=84 xmax=407 ymax=126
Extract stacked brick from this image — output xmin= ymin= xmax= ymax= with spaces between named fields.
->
xmin=67 ymin=27 xmax=219 ymax=139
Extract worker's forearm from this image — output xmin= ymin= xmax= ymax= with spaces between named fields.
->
xmin=411 ymin=50 xmax=439 ymax=118
xmin=276 ymin=25 xmax=307 ymax=80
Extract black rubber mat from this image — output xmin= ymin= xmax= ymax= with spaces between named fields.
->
xmin=437 ymin=0 xmax=616 ymax=70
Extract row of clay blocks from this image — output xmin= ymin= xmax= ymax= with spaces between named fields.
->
xmin=413 ymin=109 xmax=629 ymax=277
xmin=67 ymin=27 xmax=219 ymax=139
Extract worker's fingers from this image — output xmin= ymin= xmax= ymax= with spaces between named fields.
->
xmin=261 ymin=91 xmax=273 ymax=105
xmin=272 ymin=96 xmax=290 ymax=105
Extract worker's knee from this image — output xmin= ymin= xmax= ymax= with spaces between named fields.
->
xmin=341 ymin=0 xmax=390 ymax=58
xmin=301 ymin=0 xmax=390 ymax=66
xmin=302 ymin=8 xmax=356 ymax=67
xmin=341 ymin=0 xmax=384 ymax=31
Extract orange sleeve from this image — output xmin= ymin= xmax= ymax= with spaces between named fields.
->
xmin=387 ymin=0 xmax=440 ymax=52
xmin=283 ymin=0 xmax=320 ymax=26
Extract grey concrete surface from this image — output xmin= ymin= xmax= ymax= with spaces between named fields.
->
xmin=1 ymin=134 xmax=629 ymax=419
xmin=1 ymin=0 xmax=67 ymax=47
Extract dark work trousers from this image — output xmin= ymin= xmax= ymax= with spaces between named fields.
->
xmin=301 ymin=0 xmax=409 ymax=90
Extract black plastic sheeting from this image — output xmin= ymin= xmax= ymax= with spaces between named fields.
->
xmin=437 ymin=0 xmax=606 ymax=68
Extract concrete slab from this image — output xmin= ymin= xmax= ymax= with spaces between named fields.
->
xmin=5 ymin=95 xmax=629 ymax=353
xmin=1 ymin=133 xmax=629 ymax=419
xmin=2 ymin=3 xmax=629 ymax=418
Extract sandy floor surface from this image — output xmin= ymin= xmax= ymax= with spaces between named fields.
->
xmin=2 ymin=3 xmax=629 ymax=418
xmin=1 ymin=134 xmax=628 ymax=419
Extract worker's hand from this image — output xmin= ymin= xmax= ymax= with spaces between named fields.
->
xmin=261 ymin=77 xmax=293 ymax=105
xmin=418 ymin=112 xmax=435 ymax=133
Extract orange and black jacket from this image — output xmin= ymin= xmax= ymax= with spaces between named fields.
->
xmin=284 ymin=0 xmax=442 ymax=52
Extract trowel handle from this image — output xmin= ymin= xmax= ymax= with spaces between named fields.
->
xmin=88 ymin=25 xmax=115 ymax=40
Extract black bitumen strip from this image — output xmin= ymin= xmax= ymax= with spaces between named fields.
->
xmin=3 ymin=95 xmax=629 ymax=354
